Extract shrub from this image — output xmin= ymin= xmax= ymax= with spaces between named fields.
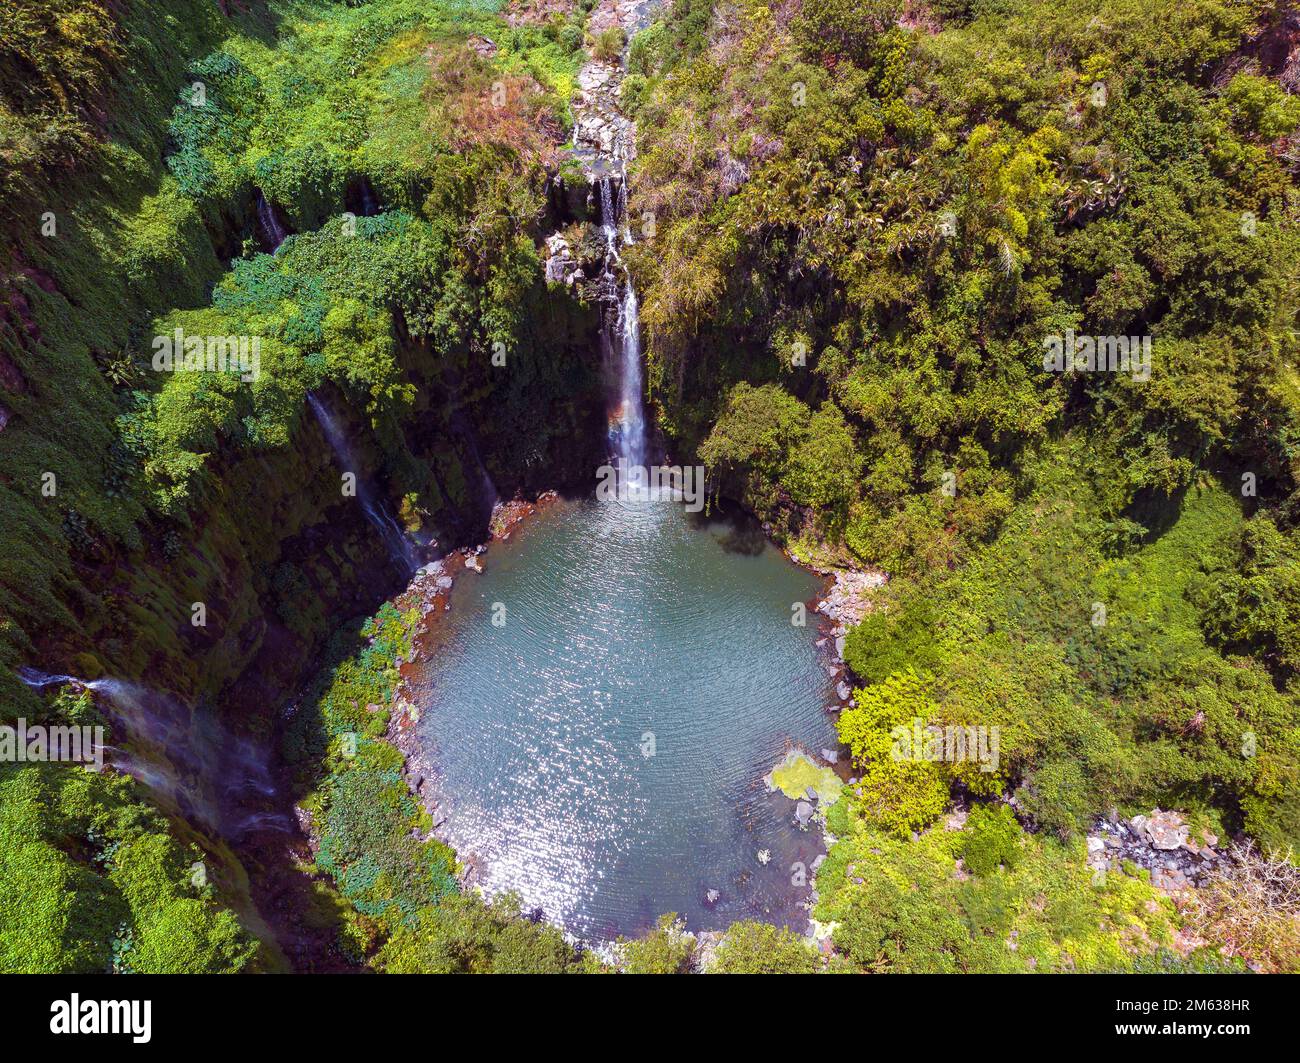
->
xmin=817 ymin=829 xmax=1177 ymax=973
xmin=1015 ymin=759 xmax=1093 ymax=839
xmin=621 ymin=913 xmax=696 ymax=973
xmin=377 ymin=892 xmax=593 ymax=974
xmin=708 ymin=921 xmax=819 ymax=973
xmin=592 ymin=27 xmax=626 ymax=63
xmin=960 ymin=803 xmax=1022 ymax=876
xmin=837 ymin=669 xmax=950 ymax=836
xmin=843 ymin=594 xmax=944 ymax=685
xmin=1186 ymin=842 xmax=1300 ymax=973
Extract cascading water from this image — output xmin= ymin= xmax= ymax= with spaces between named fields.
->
xmin=617 ymin=180 xmax=633 ymax=245
xmin=406 ymin=0 xmax=839 ymax=939
xmin=449 ymin=406 xmax=500 ymax=527
xmin=618 ymin=285 xmax=647 ymax=470
xmin=600 ymin=178 xmax=620 ymax=251
xmin=552 ymin=0 xmax=658 ymax=489
xmin=17 ymin=668 xmax=289 ymax=840
xmin=307 ymin=393 xmax=421 ymax=575
xmin=359 ymin=178 xmax=378 ymax=217
xmin=255 ymin=190 xmax=289 ymax=251
xmin=597 ymin=175 xmax=650 ymax=484
xmin=16 ymin=665 xmax=78 ymax=689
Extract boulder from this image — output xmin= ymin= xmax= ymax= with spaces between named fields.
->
xmin=1150 ymin=867 xmax=1191 ymax=892
xmin=1133 ymin=808 xmax=1188 ymax=850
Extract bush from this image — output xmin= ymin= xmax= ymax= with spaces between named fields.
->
xmin=817 ymin=829 xmax=1177 ymax=972
xmin=591 ymin=27 xmax=626 ymax=63
xmin=1015 ymin=759 xmax=1093 ymax=839
xmin=621 ymin=913 xmax=696 ymax=973
xmin=843 ymin=594 xmax=944 ymax=685
xmin=708 ymin=921 xmax=819 ymax=973
xmin=377 ymin=892 xmax=593 ymax=974
xmin=960 ymin=803 xmax=1022 ymax=875
xmin=837 ymin=669 xmax=950 ymax=836
xmin=1186 ymin=842 xmax=1300 ymax=973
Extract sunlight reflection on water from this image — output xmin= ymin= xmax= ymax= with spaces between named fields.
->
xmin=412 ymin=497 xmax=836 ymax=940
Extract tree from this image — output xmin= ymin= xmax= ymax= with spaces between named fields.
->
xmin=621 ymin=914 xmax=696 ymax=973
xmin=708 ymin=921 xmax=819 ymax=973
xmin=837 ymin=669 xmax=950 ymax=836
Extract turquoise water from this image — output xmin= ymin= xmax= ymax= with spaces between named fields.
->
xmin=411 ymin=497 xmax=837 ymax=940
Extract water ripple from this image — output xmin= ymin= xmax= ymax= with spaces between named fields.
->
xmin=413 ymin=498 xmax=835 ymax=939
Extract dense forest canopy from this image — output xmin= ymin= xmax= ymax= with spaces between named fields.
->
xmin=2 ymin=0 xmax=1300 ymax=973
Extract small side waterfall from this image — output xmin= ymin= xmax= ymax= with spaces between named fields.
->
xmin=16 ymin=666 xmax=78 ymax=689
xmin=307 ymin=393 xmax=421 ymax=575
xmin=255 ymin=190 xmax=289 ymax=251
xmin=359 ymin=178 xmax=378 ymax=217
xmin=600 ymin=178 xmax=620 ymax=250
xmin=16 ymin=669 xmax=289 ymax=840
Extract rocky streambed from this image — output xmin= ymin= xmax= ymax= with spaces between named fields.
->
xmin=542 ymin=0 xmax=660 ymax=288
xmin=1087 ymin=808 xmax=1225 ymax=893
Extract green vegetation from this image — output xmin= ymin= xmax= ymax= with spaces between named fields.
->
xmin=626 ymin=0 xmax=1300 ymax=971
xmin=380 ymin=891 xmax=600 ymax=973
xmin=4 ymin=0 xmax=1300 ymax=974
xmin=621 ymin=913 xmax=697 ymax=973
xmin=591 ymin=26 xmax=627 ymax=64
xmin=835 ymin=668 xmax=951 ymax=836
xmin=960 ymin=803 xmax=1024 ymax=876
xmin=769 ymin=749 xmax=841 ymax=803
xmin=0 ymin=691 xmax=258 ymax=972
xmin=285 ymin=600 xmax=605 ymax=971
xmin=2 ymin=0 xmax=598 ymax=973
xmin=630 ymin=0 xmax=1299 ymax=574
xmin=287 ymin=605 xmax=458 ymax=940
xmin=706 ymin=920 xmax=821 ymax=973
xmin=815 ymin=826 xmax=1190 ymax=973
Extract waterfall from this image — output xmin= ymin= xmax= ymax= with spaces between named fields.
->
xmin=359 ymin=178 xmax=378 ymax=217
xmin=600 ymin=178 xmax=619 ymax=251
xmin=619 ymin=284 xmax=647 ymax=470
xmin=255 ymin=190 xmax=289 ymax=251
xmin=16 ymin=666 xmax=78 ymax=689
xmin=564 ymin=4 xmax=656 ymax=491
xmin=617 ymin=180 xmax=633 ymax=246
xmin=307 ymin=393 xmax=421 ymax=575
xmin=18 ymin=668 xmax=290 ymax=840
xmin=597 ymin=176 xmax=650 ymax=483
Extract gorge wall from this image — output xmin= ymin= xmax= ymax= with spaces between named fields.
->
xmin=1 ymin=0 xmax=617 ymax=969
